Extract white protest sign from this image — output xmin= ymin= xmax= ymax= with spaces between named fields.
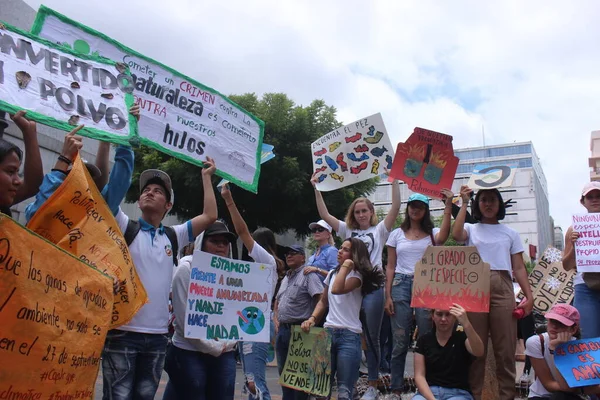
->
xmin=184 ymin=251 xmax=274 ymax=343
xmin=0 ymin=23 xmax=136 ymax=144
xmin=32 ymin=6 xmax=264 ymax=193
xmin=311 ymin=113 xmax=394 ymax=191
xmin=467 ymin=163 xmax=517 ymax=190
xmin=572 ymin=213 xmax=600 ymax=272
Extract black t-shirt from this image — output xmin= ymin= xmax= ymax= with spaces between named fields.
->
xmin=414 ymin=329 xmax=473 ymax=392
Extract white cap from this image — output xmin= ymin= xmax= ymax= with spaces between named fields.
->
xmin=309 ymin=220 xmax=332 ymax=232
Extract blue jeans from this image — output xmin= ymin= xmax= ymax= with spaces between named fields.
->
xmin=575 ymin=283 xmax=600 ymax=338
xmin=162 ymin=344 xmax=236 ymax=400
xmin=362 ymin=286 xmax=385 ymax=381
xmin=102 ymin=330 xmax=169 ymax=400
xmin=380 ymin=313 xmax=393 ymax=373
xmin=240 ymin=319 xmax=276 ymax=400
xmin=390 ymin=273 xmax=432 ymax=391
xmin=276 ymin=324 xmax=309 ymax=400
xmin=329 ymin=328 xmax=361 ymax=400
xmin=413 ymin=386 xmax=474 ymax=400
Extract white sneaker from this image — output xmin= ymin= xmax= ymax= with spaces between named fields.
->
xmin=360 ymin=386 xmax=379 ymax=400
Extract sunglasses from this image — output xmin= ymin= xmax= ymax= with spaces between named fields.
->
xmin=311 ymin=227 xmax=327 ymax=233
xmin=286 ymin=251 xmax=302 ymax=257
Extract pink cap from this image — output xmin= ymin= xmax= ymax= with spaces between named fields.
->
xmin=582 ymin=182 xmax=600 ymax=196
xmin=545 ymin=304 xmax=580 ymax=326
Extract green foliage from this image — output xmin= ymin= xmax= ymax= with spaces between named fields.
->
xmin=525 ymin=260 xmax=535 ymax=274
xmin=126 ymin=93 xmax=378 ymax=235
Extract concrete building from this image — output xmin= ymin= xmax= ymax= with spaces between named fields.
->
xmin=554 ymin=226 xmax=565 ymax=251
xmin=589 ymin=131 xmax=600 ymax=182
xmin=370 ymin=142 xmax=553 ymax=259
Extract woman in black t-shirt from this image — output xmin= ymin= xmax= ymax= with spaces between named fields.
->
xmin=413 ymin=304 xmax=484 ymax=400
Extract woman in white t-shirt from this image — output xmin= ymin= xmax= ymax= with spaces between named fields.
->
xmin=384 ymin=190 xmax=454 ymax=395
xmin=301 ymin=238 xmax=385 ymax=400
xmin=312 ymin=175 xmax=400 ymax=399
xmin=452 ymin=185 xmax=534 ymax=400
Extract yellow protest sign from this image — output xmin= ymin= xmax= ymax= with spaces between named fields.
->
xmin=27 ymin=154 xmax=147 ymax=328
xmin=0 ymin=215 xmax=113 ymax=398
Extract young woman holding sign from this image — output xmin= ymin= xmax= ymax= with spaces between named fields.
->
xmin=384 ymin=190 xmax=454 ymax=395
xmin=452 ymin=185 xmax=534 ymax=400
xmin=301 ymin=238 xmax=384 ymax=400
xmin=312 ymin=175 xmax=400 ymax=400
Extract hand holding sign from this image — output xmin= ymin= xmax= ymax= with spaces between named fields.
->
xmin=61 ymin=125 xmax=85 ymax=162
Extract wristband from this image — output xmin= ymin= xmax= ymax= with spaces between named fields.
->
xmin=57 ymin=155 xmax=72 ymax=165
xmin=309 ymin=315 xmax=316 ymax=321
xmin=549 ymin=348 xmax=555 ymax=354
xmin=51 ymin=168 xmax=68 ymax=175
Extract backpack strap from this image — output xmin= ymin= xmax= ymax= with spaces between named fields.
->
xmin=124 ymin=219 xmax=179 ymax=266
xmin=164 ymin=226 xmax=179 ymax=267
xmin=539 ymin=333 xmax=545 ymax=357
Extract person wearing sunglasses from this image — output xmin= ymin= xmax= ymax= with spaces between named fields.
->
xmin=304 ymin=220 xmax=338 ymax=281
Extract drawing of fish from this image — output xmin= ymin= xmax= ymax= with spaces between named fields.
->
xmin=336 ymin=152 xmax=348 ymax=172
xmin=325 ymin=155 xmax=338 ymax=171
xmin=364 ymin=131 xmax=383 ymax=144
xmin=386 ymin=155 xmax=393 ymax=170
xmin=345 ymin=132 xmax=362 ymax=143
xmin=350 ymin=161 xmax=368 ymax=174
xmin=370 ymin=146 xmax=388 ymax=157
xmin=354 ymin=144 xmax=369 ymax=153
xmin=371 ymin=159 xmax=380 ymax=174
xmin=314 ymin=147 xmax=327 ymax=156
xmin=315 ymin=166 xmax=327 ymax=173
xmin=347 ymin=153 xmax=370 ymax=162
xmin=317 ymin=174 xmax=327 ymax=183
xmin=367 ymin=126 xmax=376 ymax=136
xmin=315 ymin=158 xmax=323 ymax=165
xmin=330 ymin=173 xmax=344 ymax=182
xmin=329 ymin=141 xmax=342 ymax=152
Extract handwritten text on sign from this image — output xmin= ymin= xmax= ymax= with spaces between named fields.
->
xmin=554 ymin=338 xmax=600 ymax=388
xmin=184 ymin=251 xmax=274 ymax=343
xmin=572 ymin=213 xmax=600 ymax=272
xmin=27 ymin=154 xmax=147 ymax=328
xmin=0 ymin=23 xmax=135 ymax=144
xmin=0 ymin=216 xmax=112 ymax=399
xmin=279 ymin=326 xmax=332 ymax=397
xmin=412 ymin=246 xmax=491 ymax=312
xmin=33 ymin=6 xmax=264 ymax=193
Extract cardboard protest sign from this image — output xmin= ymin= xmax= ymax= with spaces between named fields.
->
xmin=411 ymin=246 xmax=491 ymax=312
xmin=0 ymin=215 xmax=112 ymax=398
xmin=184 ymin=250 xmax=275 ymax=342
xmin=554 ymin=338 xmax=600 ymax=388
xmin=32 ymin=6 xmax=265 ymax=193
xmin=279 ymin=326 xmax=332 ymax=396
xmin=27 ymin=154 xmax=147 ymax=328
xmin=0 ymin=22 xmax=136 ymax=145
xmin=467 ymin=163 xmax=517 ymax=190
xmin=572 ymin=213 xmax=600 ymax=272
xmin=516 ymin=247 xmax=575 ymax=313
xmin=311 ymin=113 xmax=393 ymax=191
xmin=388 ymin=127 xmax=459 ymax=199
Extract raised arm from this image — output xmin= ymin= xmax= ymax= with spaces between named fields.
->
xmin=311 ymin=175 xmax=340 ymax=231
xmin=562 ymin=227 xmax=578 ymax=271
xmin=452 ymin=185 xmax=472 ymax=242
xmin=383 ymin=179 xmax=401 ymax=231
xmin=450 ymin=303 xmax=484 ymax=357
xmin=331 ymin=261 xmax=361 ymax=294
xmin=435 ymin=188 xmax=454 ymax=244
xmin=10 ymin=111 xmax=42 ymax=204
xmin=94 ymin=141 xmax=111 ymax=191
xmin=190 ymin=157 xmax=218 ymax=237
xmin=221 ymin=183 xmax=254 ymax=251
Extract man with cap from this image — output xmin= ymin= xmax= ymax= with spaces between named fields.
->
xmin=274 ymin=244 xmax=324 ymax=400
xmin=304 ymin=219 xmax=339 ymax=281
xmin=102 ymin=157 xmax=218 ymax=400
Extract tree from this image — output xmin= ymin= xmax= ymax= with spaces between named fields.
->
xmin=126 ymin=93 xmax=378 ymax=236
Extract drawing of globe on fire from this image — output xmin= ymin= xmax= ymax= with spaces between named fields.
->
xmin=238 ymin=307 xmax=265 ymax=335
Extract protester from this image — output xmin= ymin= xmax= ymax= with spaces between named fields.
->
xmin=274 ymin=244 xmax=324 ymax=400
xmin=452 ymin=185 xmax=534 ymax=400
xmin=0 ymin=110 xmax=43 ymax=216
xmin=384 ymin=189 xmax=454 ymax=395
xmin=562 ymin=182 xmax=600 ymax=339
xmin=102 ymin=158 xmax=218 ymax=400
xmin=312 ymin=176 xmax=400 ymax=400
xmin=303 ymin=219 xmax=338 ymax=280
xmin=301 ymin=238 xmax=384 ymax=400
xmin=525 ymin=304 xmax=582 ymax=400
xmin=221 ymin=183 xmax=284 ymax=400
xmin=163 ymin=221 xmax=238 ymax=400
xmin=412 ymin=304 xmax=484 ymax=400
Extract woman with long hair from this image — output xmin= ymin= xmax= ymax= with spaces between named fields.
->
xmin=384 ymin=190 xmax=454 ymax=395
xmin=301 ymin=238 xmax=384 ymax=400
xmin=452 ymin=185 xmax=534 ymax=400
xmin=303 ymin=219 xmax=338 ymax=280
xmin=312 ymin=176 xmax=400 ymax=399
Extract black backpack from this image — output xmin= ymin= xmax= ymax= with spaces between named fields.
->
xmin=124 ymin=219 xmax=179 ymax=266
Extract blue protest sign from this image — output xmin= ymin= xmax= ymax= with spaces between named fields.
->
xmin=554 ymin=338 xmax=600 ymax=388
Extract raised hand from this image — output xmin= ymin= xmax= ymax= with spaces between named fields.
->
xmin=62 ymin=125 xmax=84 ymax=161
xmin=449 ymin=303 xmax=469 ymax=325
xmin=202 ymin=156 xmax=217 ymax=176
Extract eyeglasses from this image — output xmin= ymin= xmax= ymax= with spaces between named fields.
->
xmin=286 ymin=252 xmax=302 ymax=257
xmin=311 ymin=227 xmax=327 ymax=233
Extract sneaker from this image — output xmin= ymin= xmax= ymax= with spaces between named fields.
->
xmin=360 ymin=386 xmax=379 ymax=400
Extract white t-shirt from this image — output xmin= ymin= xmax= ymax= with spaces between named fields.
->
xmin=386 ymin=228 xmax=440 ymax=275
xmin=116 ymin=209 xmax=193 ymax=334
xmin=249 ymin=242 xmax=277 ymax=299
xmin=526 ymin=332 xmax=576 ymax=398
xmin=464 ymin=223 xmax=524 ymax=275
xmin=337 ymin=220 xmax=390 ymax=269
xmin=323 ymin=270 xmax=363 ymax=334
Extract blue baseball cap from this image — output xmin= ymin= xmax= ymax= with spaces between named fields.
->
xmin=285 ymin=245 xmax=305 ymax=255
xmin=407 ymin=193 xmax=430 ymax=206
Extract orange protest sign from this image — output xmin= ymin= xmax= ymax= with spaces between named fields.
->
xmin=411 ymin=246 xmax=491 ymax=312
xmin=27 ymin=154 xmax=147 ymax=328
xmin=0 ymin=215 xmax=112 ymax=398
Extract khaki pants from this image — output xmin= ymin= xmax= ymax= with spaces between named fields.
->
xmin=468 ymin=270 xmax=517 ymax=400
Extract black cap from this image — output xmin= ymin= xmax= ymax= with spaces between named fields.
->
xmin=204 ymin=221 xmax=237 ymax=243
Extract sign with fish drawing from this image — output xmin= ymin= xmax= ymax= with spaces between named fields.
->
xmin=311 ymin=113 xmax=393 ymax=191
xmin=389 ymin=127 xmax=459 ymax=199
